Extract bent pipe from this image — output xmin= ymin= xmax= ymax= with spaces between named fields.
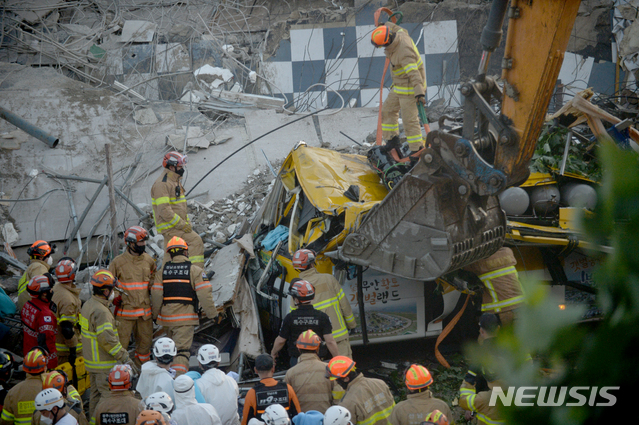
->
xmin=0 ymin=105 xmax=59 ymax=148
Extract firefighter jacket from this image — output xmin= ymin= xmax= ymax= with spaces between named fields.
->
xmin=463 ymin=247 xmax=524 ymax=313
xmin=0 ymin=374 xmax=43 ymax=425
xmin=384 ymin=22 xmax=426 ymax=98
xmin=80 ymin=295 xmax=129 ymax=372
xmin=21 ymin=298 xmax=58 ymax=369
xmin=388 ymin=390 xmax=453 ymax=425
xmin=151 ymin=169 xmax=190 ymax=235
xmin=93 ymin=390 xmax=142 ymax=425
xmin=52 ymin=283 xmax=82 ymax=355
xmin=17 ymin=260 xmax=50 ymax=311
xmin=284 ymin=352 xmax=336 ymax=413
xmin=135 ymin=361 xmax=175 ymax=401
xmin=459 ymin=379 xmax=504 ymax=425
xmin=241 ymin=378 xmax=301 ymax=425
xmin=151 ymin=255 xmax=217 ymax=327
xmin=197 ymin=368 xmax=240 ymax=425
xmin=299 ymin=268 xmax=356 ymax=342
xmin=339 ymin=374 xmax=395 ymax=425
xmin=109 ymin=251 xmax=156 ymax=319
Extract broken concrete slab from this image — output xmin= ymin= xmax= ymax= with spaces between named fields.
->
xmin=2 ymin=223 xmax=19 ymax=246
xmin=209 ymin=90 xmax=285 ymax=109
xmin=156 ymin=43 xmax=191 ymax=74
xmin=208 ymin=242 xmax=246 ymax=308
xmin=133 ymin=108 xmax=159 ymax=125
xmin=194 ymin=65 xmax=234 ymax=90
xmin=120 ymin=20 xmax=157 ymax=43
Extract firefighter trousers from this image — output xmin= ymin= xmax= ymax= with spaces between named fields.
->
xmin=117 ymin=316 xmax=153 ymax=365
xmin=163 ymin=325 xmax=194 ymax=376
xmin=89 ymin=371 xmax=110 ymax=424
xmin=336 ymin=338 xmax=352 ymax=358
xmin=162 ymin=228 xmax=204 ymax=268
xmin=381 ymin=90 xmax=423 ymax=151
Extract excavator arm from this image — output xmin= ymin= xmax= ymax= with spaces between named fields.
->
xmin=337 ymin=0 xmax=582 ymax=280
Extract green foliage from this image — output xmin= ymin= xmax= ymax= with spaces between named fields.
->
xmin=530 ymin=126 xmax=602 ymax=181
xmin=465 ymin=141 xmax=637 ymax=423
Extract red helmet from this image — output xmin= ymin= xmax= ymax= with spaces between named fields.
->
xmin=43 ymin=371 xmax=66 ymax=392
xmin=423 ymin=410 xmax=449 ymax=425
xmin=27 ymin=275 xmax=53 ymax=297
xmin=24 ymin=348 xmax=47 ymax=374
xmin=405 ymin=364 xmax=433 ymax=390
xmin=91 ymin=269 xmax=117 ymax=288
xmin=27 ymin=240 xmax=52 ymax=259
xmin=55 ymin=258 xmax=77 ymax=283
xmin=125 ymin=226 xmax=150 ymax=244
xmin=166 ymin=236 xmax=188 ymax=255
xmin=296 ymin=330 xmax=321 ymax=351
xmin=371 ymin=25 xmax=391 ymax=47
xmin=289 ymin=279 xmax=315 ymax=302
xmin=326 ymin=356 xmax=356 ymax=380
xmin=162 ymin=152 xmax=187 ymax=169
xmin=108 ymin=364 xmax=133 ymax=391
xmin=292 ymin=249 xmax=316 ymax=271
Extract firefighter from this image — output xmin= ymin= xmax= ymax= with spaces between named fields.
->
xmin=151 ymin=151 xmax=204 ymax=268
xmin=458 ymin=374 xmax=503 ymax=425
xmin=0 ymin=348 xmax=47 ymax=425
xmin=80 ymin=270 xmax=135 ymax=424
xmin=151 ymin=237 xmax=218 ymax=376
xmin=109 ymin=226 xmax=156 ymax=366
xmin=389 ymin=365 xmax=453 ymax=425
xmin=0 ymin=350 xmax=14 ymax=411
xmin=94 ymin=365 xmax=142 ymax=425
xmin=463 ymin=247 xmax=525 ymax=325
xmin=17 ymin=241 xmax=54 ymax=311
xmin=241 ymin=354 xmax=301 ymax=425
xmin=21 ymin=274 xmax=58 ymax=369
xmin=326 ymin=356 xmax=395 ymax=425
xmin=371 ymin=22 xmax=427 ymax=153
xmin=136 ymin=338 xmax=176 ymax=401
xmin=292 ymin=249 xmax=357 ymax=358
xmin=52 ymin=258 xmax=82 ymax=366
xmin=284 ymin=330 xmax=337 ymax=413
xmin=33 ymin=372 xmax=87 ymax=425
xmin=34 ymin=389 xmax=77 ymax=425
xmin=195 ymin=345 xmax=239 ymax=425
xmin=270 ymin=280 xmax=339 ymax=366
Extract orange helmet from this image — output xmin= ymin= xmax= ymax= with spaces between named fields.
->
xmin=124 ymin=226 xmax=150 ymax=244
xmin=163 ymin=152 xmax=187 ymax=169
xmin=27 ymin=240 xmax=52 ymax=259
xmin=108 ymin=364 xmax=133 ymax=391
xmin=296 ymin=330 xmax=321 ymax=351
xmin=166 ymin=236 xmax=188 ymax=254
xmin=423 ymin=410 xmax=449 ymax=425
xmin=24 ymin=348 xmax=47 ymax=374
xmin=27 ymin=275 xmax=53 ymax=297
xmin=326 ymin=356 xmax=356 ymax=380
xmin=136 ymin=410 xmax=168 ymax=425
xmin=43 ymin=371 xmax=66 ymax=392
xmin=91 ymin=269 xmax=117 ymax=288
xmin=405 ymin=364 xmax=433 ymax=390
xmin=371 ymin=25 xmax=391 ymax=47
xmin=292 ymin=249 xmax=315 ymax=271
xmin=55 ymin=258 xmax=77 ymax=283
xmin=289 ymin=279 xmax=315 ymax=302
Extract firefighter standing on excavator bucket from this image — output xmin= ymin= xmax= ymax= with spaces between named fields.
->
xmin=109 ymin=226 xmax=157 ymax=367
xmin=151 ymin=236 xmax=218 ymax=376
xmin=151 ymin=152 xmax=204 ymax=268
xmin=371 ymin=21 xmax=427 ymax=153
xmin=292 ymin=249 xmax=356 ymax=358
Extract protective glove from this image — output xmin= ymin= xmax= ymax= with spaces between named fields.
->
xmin=182 ymin=222 xmax=193 ymax=233
xmin=112 ymin=296 xmax=123 ymax=308
xmin=126 ymin=359 xmax=140 ymax=376
xmin=415 ymin=94 xmax=426 ymax=106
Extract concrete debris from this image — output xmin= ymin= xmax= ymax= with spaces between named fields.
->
xmin=195 ymin=65 xmax=235 ymax=90
xmin=133 ymin=108 xmax=160 ymax=125
xmin=2 ymin=224 xmax=19 ymax=246
xmin=120 ymin=20 xmax=157 ymax=43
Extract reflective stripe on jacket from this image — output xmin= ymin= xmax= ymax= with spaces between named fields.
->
xmin=299 ymin=268 xmax=356 ymax=341
xmin=459 ymin=380 xmax=504 ymax=425
xmin=1 ymin=374 xmax=43 ymax=425
xmin=80 ymin=296 xmax=128 ymax=371
xmin=384 ymin=22 xmax=426 ymax=98
xmin=339 ymin=374 xmax=395 ymax=425
xmin=388 ymin=390 xmax=453 ymax=425
xmin=151 ymin=169 xmax=189 ymax=233
xmin=109 ymin=251 xmax=156 ymax=319
xmin=464 ymin=247 xmax=525 ymax=313
xmin=52 ymin=282 xmax=82 ymax=353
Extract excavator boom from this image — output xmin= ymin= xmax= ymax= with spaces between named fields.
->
xmin=338 ymin=0 xmax=582 ymax=280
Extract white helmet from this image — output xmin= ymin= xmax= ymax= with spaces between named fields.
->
xmin=261 ymin=404 xmax=289 ymax=425
xmin=35 ymin=388 xmax=65 ymax=412
xmin=324 ymin=406 xmax=352 ymax=425
xmin=153 ymin=338 xmax=177 ymax=363
xmin=197 ymin=344 xmax=221 ymax=365
xmin=145 ymin=392 xmax=174 ymax=414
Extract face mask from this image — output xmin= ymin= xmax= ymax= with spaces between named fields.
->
xmin=130 ymin=244 xmax=146 ymax=255
xmin=46 ymin=257 xmax=53 ymax=266
xmin=40 ymin=415 xmax=53 ymax=425
xmin=175 ymin=168 xmax=185 ymax=177
xmin=337 ymin=379 xmax=349 ymax=390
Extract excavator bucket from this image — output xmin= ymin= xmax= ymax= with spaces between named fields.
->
xmin=338 ymin=132 xmax=506 ymax=281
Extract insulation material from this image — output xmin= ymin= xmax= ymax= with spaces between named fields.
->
xmin=230 ymin=276 xmax=263 ymax=360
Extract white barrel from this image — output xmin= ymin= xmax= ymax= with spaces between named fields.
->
xmin=498 ymin=187 xmax=530 ymax=216
xmin=530 ymin=185 xmax=560 ymax=215
xmin=560 ymin=183 xmax=597 ymax=209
